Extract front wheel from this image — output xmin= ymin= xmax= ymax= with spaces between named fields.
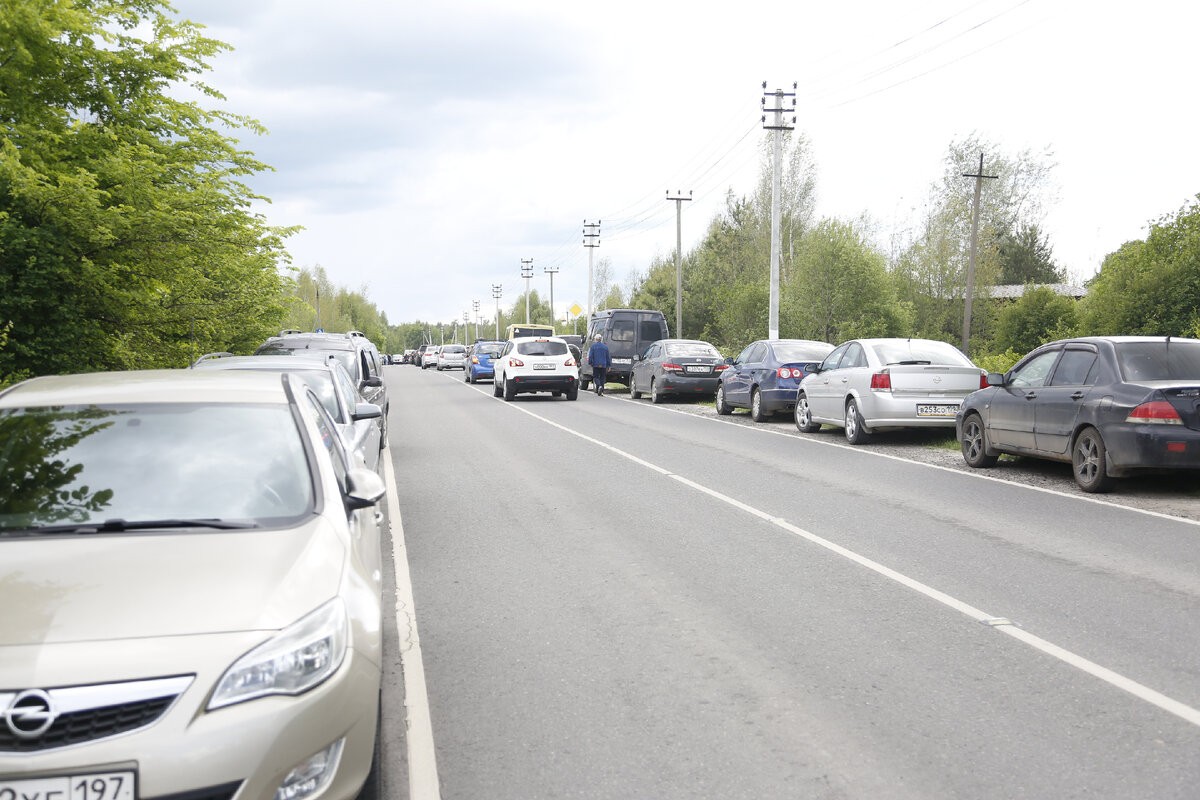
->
xmin=844 ymin=398 xmax=872 ymax=445
xmin=960 ymin=413 xmax=998 ymax=468
xmin=1072 ymin=427 xmax=1114 ymax=493
xmin=794 ymin=393 xmax=820 ymax=433
xmin=715 ymin=384 xmax=732 ymax=415
xmin=580 ymin=377 xmax=590 ymax=391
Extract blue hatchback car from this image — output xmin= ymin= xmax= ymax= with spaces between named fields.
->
xmin=464 ymin=340 xmax=506 ymax=383
xmin=716 ymin=338 xmax=835 ymax=422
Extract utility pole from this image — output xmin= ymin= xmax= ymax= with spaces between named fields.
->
xmin=962 ymin=153 xmax=998 ymax=355
xmin=520 ymin=259 xmax=534 ymax=323
xmin=491 ymin=284 xmax=502 ymax=340
xmin=666 ymin=190 xmax=692 ymax=338
xmin=315 ymin=287 xmax=321 ymax=331
xmin=544 ymin=264 xmax=559 ymax=332
xmin=462 ymin=311 xmax=469 ymax=343
xmin=472 ymin=300 xmax=480 ymax=342
xmin=762 ymin=81 xmax=796 ymax=340
xmin=583 ymin=220 xmax=601 ymax=320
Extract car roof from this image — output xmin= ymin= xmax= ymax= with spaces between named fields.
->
xmin=259 ymin=333 xmax=359 ymax=351
xmin=192 ymin=355 xmax=333 ymax=371
xmin=0 ymin=369 xmax=291 ymax=408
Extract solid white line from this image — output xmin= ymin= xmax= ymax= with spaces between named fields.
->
xmin=382 ymin=455 xmax=442 ymax=800
xmin=484 ymin=388 xmax=1200 ymax=729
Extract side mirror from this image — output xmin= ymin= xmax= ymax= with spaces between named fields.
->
xmin=723 ymin=357 xmax=735 ymax=366
xmin=345 ymin=468 xmax=386 ymax=511
xmin=986 ymin=372 xmax=1006 ymax=387
xmin=352 ymin=402 xmax=382 ymax=421
xmin=361 ymin=376 xmax=383 ymax=389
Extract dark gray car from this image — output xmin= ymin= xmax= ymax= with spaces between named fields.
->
xmin=630 ymin=339 xmax=725 ymax=403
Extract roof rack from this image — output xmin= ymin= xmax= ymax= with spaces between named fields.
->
xmin=191 ymin=352 xmax=234 ymax=367
xmin=279 ymin=329 xmax=303 ymax=336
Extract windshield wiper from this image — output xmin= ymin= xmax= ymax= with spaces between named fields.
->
xmin=2 ymin=518 xmax=261 ymax=536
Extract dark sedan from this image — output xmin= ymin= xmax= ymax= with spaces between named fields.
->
xmin=716 ymin=339 xmax=835 ymax=422
xmin=629 ymin=339 xmax=726 ymax=403
xmin=956 ymin=336 xmax=1200 ymax=492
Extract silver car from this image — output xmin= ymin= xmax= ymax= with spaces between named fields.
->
xmin=435 ymin=344 xmax=467 ymax=370
xmin=0 ymin=370 xmax=386 ymax=799
xmin=191 ymin=353 xmax=384 ymax=470
xmin=795 ymin=337 xmax=985 ymax=444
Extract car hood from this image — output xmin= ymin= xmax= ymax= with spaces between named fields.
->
xmin=0 ymin=519 xmax=345 ymax=645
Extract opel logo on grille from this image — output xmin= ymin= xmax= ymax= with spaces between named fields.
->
xmin=5 ymin=689 xmax=57 ymax=739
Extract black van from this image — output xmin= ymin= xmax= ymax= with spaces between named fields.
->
xmin=580 ymin=308 xmax=669 ymax=389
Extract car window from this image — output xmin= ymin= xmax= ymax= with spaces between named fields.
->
xmin=774 ymin=342 xmax=834 ymax=363
xmin=874 ymin=340 xmax=972 ymax=366
xmin=1009 ymin=349 xmax=1060 ymax=388
xmin=1049 ymin=348 xmax=1098 ymax=386
xmin=821 ymin=344 xmax=848 ymax=371
xmin=0 ymin=403 xmax=313 ymax=531
xmin=746 ymin=343 xmax=767 ymax=363
xmin=639 ymin=320 xmax=663 ymax=343
xmin=293 ymin=370 xmax=343 ymax=423
xmin=306 ymin=393 xmax=348 ymax=490
xmin=610 ymin=320 xmax=635 ymax=343
xmin=665 ymin=342 xmax=719 ymax=358
xmin=1116 ymin=340 xmax=1200 ymax=381
xmin=844 ymin=343 xmax=868 ymax=369
xmin=477 ymin=344 xmax=502 ymax=357
xmin=516 ymin=340 xmax=568 ymax=356
xmin=332 ymin=364 xmax=360 ymax=406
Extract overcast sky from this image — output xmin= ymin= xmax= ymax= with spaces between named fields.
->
xmin=171 ymin=0 xmax=1200 ymax=327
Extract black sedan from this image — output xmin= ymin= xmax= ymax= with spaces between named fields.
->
xmin=956 ymin=336 xmax=1200 ymax=492
xmin=629 ymin=339 xmax=726 ymax=403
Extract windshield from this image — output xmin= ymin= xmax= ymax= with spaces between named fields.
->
xmin=666 ymin=342 xmax=720 ymax=358
xmin=0 ymin=404 xmax=313 ymax=532
xmin=1117 ymin=340 xmax=1200 ymax=381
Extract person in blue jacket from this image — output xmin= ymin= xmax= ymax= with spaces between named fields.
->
xmin=587 ymin=334 xmax=611 ymax=396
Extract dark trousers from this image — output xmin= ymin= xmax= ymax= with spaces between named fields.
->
xmin=593 ymin=366 xmax=607 ymax=392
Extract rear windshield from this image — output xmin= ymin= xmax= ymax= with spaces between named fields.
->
xmin=774 ymin=342 xmax=834 ymax=362
xmin=1117 ymin=341 xmax=1200 ymax=381
xmin=873 ymin=340 xmax=971 ymax=367
xmin=476 ymin=344 xmax=503 ymax=356
xmin=666 ymin=342 xmax=720 ymax=358
xmin=0 ymin=403 xmax=313 ymax=532
xmin=516 ymin=340 xmax=568 ymax=356
xmin=442 ymin=345 xmax=465 ymax=354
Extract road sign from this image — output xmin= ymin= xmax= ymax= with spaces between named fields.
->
xmin=568 ymin=303 xmax=582 ymax=317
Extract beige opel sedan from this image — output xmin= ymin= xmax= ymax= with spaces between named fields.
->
xmin=0 ymin=370 xmax=387 ymax=800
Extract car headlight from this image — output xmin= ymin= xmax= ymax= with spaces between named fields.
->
xmin=208 ymin=598 xmax=348 ymax=710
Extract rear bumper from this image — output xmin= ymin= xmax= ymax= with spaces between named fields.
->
xmin=1102 ymin=424 xmax=1200 ymax=471
xmin=760 ymin=386 xmax=799 ymax=414
xmin=861 ymin=394 xmax=963 ymax=429
xmin=659 ymin=375 xmax=721 ymax=395
xmin=511 ymin=374 xmax=577 ymax=393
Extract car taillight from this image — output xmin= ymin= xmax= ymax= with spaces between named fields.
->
xmin=979 ymin=371 xmax=988 ymax=389
xmin=870 ymin=371 xmax=891 ymax=391
xmin=1126 ymin=401 xmax=1183 ymax=425
xmin=777 ymin=367 xmax=796 ymax=379
xmin=715 ymin=364 xmax=729 ymax=372
xmin=471 ymin=356 xmax=480 ymax=364
xmin=662 ymin=362 xmax=682 ymax=373
xmin=565 ymin=357 xmax=576 ymax=367
xmin=509 ymin=357 xmax=524 ymax=367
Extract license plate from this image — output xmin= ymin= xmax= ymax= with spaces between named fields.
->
xmin=612 ymin=358 xmax=631 ymax=365
xmin=685 ymin=365 xmax=709 ymax=374
xmin=533 ymin=363 xmax=555 ymax=370
xmin=917 ymin=404 xmax=959 ymax=417
xmin=1 ymin=772 xmax=136 ymax=800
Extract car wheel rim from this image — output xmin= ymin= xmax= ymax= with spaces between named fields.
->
xmin=1076 ymin=436 xmax=1100 ymax=483
xmin=752 ymin=392 xmax=760 ymax=417
xmin=797 ymin=398 xmax=810 ymax=427
xmin=965 ymin=421 xmax=983 ymax=460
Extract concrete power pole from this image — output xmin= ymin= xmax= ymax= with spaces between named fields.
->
xmin=583 ymin=221 xmax=601 ymax=320
xmin=544 ymin=264 xmax=559 ymax=332
xmin=472 ymin=299 xmax=480 ymax=342
xmin=520 ymin=259 xmax=534 ymax=323
xmin=491 ymin=283 xmax=502 ymax=340
xmin=762 ymin=81 xmax=796 ymax=340
xmin=666 ymin=191 xmax=692 ymax=338
xmin=961 ymin=153 xmax=998 ymax=355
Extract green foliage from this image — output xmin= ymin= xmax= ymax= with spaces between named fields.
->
xmin=975 ymin=348 xmax=1024 ymax=375
xmin=0 ymin=0 xmax=293 ymax=375
xmin=997 ymin=223 xmax=1064 ymax=285
xmin=992 ymin=286 xmax=1079 ymax=354
xmin=1078 ymin=195 xmax=1200 ymax=337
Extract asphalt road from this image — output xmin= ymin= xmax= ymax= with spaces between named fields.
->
xmin=381 ymin=365 xmax=1200 ymax=799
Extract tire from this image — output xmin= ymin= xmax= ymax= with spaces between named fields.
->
xmin=379 ymin=407 xmax=389 ymax=450
xmin=749 ymin=388 xmax=770 ymax=422
xmin=492 ymin=374 xmax=503 ymax=397
xmin=650 ymin=378 xmax=663 ymax=404
xmin=464 ymin=370 xmax=472 ymax=383
xmin=567 ymin=385 xmax=579 ymax=401
xmin=794 ymin=392 xmax=820 ymax=433
xmin=960 ymin=413 xmax=998 ymax=468
xmin=715 ymin=384 xmax=732 ymax=415
xmin=1072 ymin=427 xmax=1114 ymax=493
xmin=629 ymin=375 xmax=642 ymax=399
xmin=503 ymin=378 xmax=516 ymax=402
xmin=580 ymin=378 xmax=590 ymax=391
xmin=844 ymin=398 xmax=872 ymax=445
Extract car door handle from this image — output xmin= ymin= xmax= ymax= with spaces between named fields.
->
xmin=1071 ymin=391 xmax=1085 ymax=400
xmin=1024 ymin=391 xmax=1038 ymax=400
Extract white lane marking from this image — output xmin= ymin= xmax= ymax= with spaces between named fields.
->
xmin=612 ymin=395 xmax=1200 ymax=528
xmin=383 ymin=455 xmax=442 ymax=800
xmin=482 ymin=387 xmax=1200 ymax=729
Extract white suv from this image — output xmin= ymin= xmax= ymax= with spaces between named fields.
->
xmin=492 ymin=336 xmax=579 ymax=401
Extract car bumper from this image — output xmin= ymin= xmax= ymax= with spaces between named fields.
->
xmin=760 ymin=386 xmax=800 ymax=414
xmin=860 ymin=394 xmax=963 ymax=429
xmin=511 ymin=374 xmax=577 ymax=393
xmin=1102 ymin=424 xmax=1200 ymax=471
xmin=0 ymin=631 xmax=381 ymax=800
xmin=658 ymin=375 xmax=721 ymax=395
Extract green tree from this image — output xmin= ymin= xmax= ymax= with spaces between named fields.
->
xmin=997 ymin=223 xmax=1063 ymax=285
xmin=1078 ymin=195 xmax=1200 ymax=337
xmin=0 ymin=0 xmax=294 ymax=376
xmin=992 ymin=286 xmax=1078 ymax=354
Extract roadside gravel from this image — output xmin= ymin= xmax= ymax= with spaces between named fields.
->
xmin=618 ymin=391 xmax=1200 ymax=524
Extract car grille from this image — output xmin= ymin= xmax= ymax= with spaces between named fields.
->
xmin=0 ymin=675 xmax=192 ymax=752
